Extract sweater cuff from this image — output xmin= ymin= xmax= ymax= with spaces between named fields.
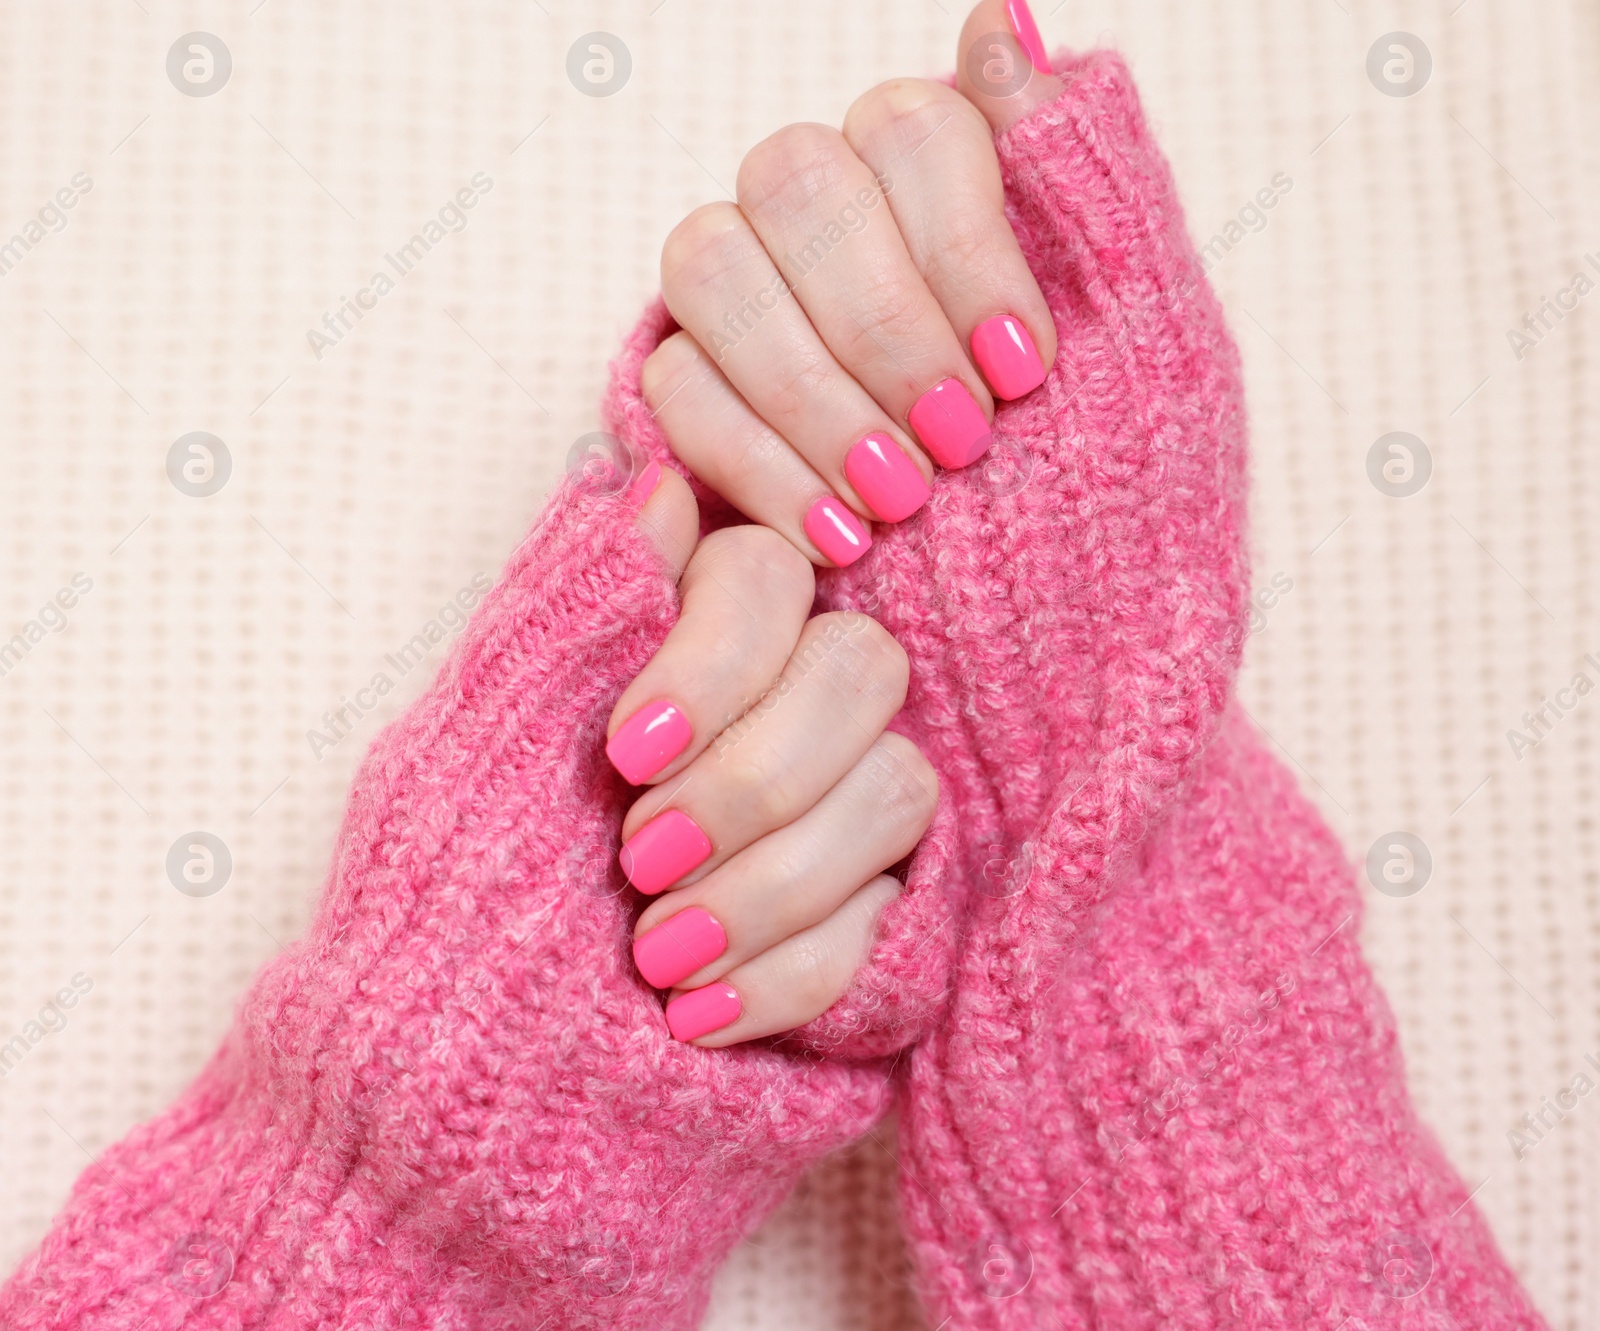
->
xmin=991 ymin=48 xmax=1243 ymax=461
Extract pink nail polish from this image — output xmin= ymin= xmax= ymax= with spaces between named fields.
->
xmin=804 ymin=496 xmax=872 ymax=567
xmin=606 ymin=699 xmax=691 ymax=785
xmin=970 ymin=315 xmax=1048 ymax=401
xmin=626 ymin=458 xmax=662 ymax=506
xmin=843 ymin=433 xmax=931 ymax=523
xmin=1005 ymin=0 xmax=1053 ymax=75
xmin=665 ymin=982 xmax=741 ymax=1041
xmin=619 ymin=809 xmax=712 ymax=895
xmin=908 ymin=379 xmax=992 ymax=470
xmin=633 ymin=907 xmax=728 ymax=990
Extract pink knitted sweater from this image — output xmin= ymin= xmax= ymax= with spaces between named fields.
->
xmin=2 ymin=50 xmax=1547 ymax=1331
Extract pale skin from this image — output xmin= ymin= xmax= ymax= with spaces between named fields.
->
xmin=610 ymin=0 xmax=1066 ymax=1046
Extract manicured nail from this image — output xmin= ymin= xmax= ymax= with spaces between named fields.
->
xmin=843 ymin=433 xmax=931 ymax=523
xmin=804 ymin=495 xmax=872 ymax=567
xmin=908 ymin=379 xmax=992 ymax=469
xmin=1005 ymin=0 xmax=1052 ymax=75
xmin=619 ymin=809 xmax=712 ymax=895
xmin=665 ymin=982 xmax=741 ymax=1041
xmin=970 ymin=315 xmax=1047 ymax=401
xmin=606 ymin=698 xmax=692 ymax=785
xmin=633 ymin=907 xmax=728 ymax=990
xmin=627 ymin=458 xmax=662 ymax=506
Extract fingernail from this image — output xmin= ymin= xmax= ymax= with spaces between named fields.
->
xmin=633 ymin=907 xmax=728 ymax=990
xmin=627 ymin=458 xmax=662 ymax=506
xmin=804 ymin=495 xmax=872 ymax=567
xmin=1005 ymin=0 xmax=1052 ymax=75
xmin=908 ymin=379 xmax=992 ymax=469
xmin=619 ymin=809 xmax=712 ymax=895
xmin=843 ymin=433 xmax=931 ymax=523
xmin=606 ymin=699 xmax=692 ymax=785
xmin=970 ymin=315 xmax=1047 ymax=401
xmin=665 ymin=982 xmax=741 ymax=1041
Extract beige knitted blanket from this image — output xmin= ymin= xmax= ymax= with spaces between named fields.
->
xmin=0 ymin=3 xmax=1591 ymax=1325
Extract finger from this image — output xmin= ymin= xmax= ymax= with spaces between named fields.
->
xmin=630 ymin=731 xmax=937 ymax=991
xmin=956 ymin=0 xmax=1065 ymax=134
xmin=659 ymin=202 xmax=928 ymax=541
xmin=630 ymin=460 xmax=698 ymax=577
xmin=843 ymin=77 xmax=1057 ymax=402
xmin=617 ymin=610 xmax=908 ymax=893
xmin=605 ymin=524 xmax=813 ymax=786
xmin=737 ymin=123 xmax=999 ymax=468
xmin=642 ymin=332 xmax=898 ymax=566
xmin=664 ymin=875 xmax=899 ymax=1046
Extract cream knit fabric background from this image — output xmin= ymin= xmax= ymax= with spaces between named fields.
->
xmin=0 ymin=2 xmax=1593 ymax=1326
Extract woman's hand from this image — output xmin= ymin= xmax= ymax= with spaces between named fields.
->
xmin=641 ymin=0 xmax=1065 ymax=566
xmin=609 ymin=0 xmax=1067 ymax=1045
xmin=610 ymin=468 xmax=938 ymax=1046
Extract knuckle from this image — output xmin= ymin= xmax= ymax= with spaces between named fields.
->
xmin=640 ymin=331 xmax=702 ymax=407
xmin=844 ymin=79 xmax=983 ymax=162
xmin=660 ymin=202 xmax=749 ymax=294
xmin=746 ymin=522 xmax=816 ymax=584
xmin=792 ymin=611 xmax=909 ymax=712
xmin=856 ymin=265 xmax=923 ymax=320
xmin=842 ymin=273 xmax=932 ymax=367
xmin=713 ymin=524 xmax=815 ymax=604
xmin=760 ymin=837 xmax=811 ymax=897
xmin=868 ymin=734 xmax=940 ymax=828
xmin=782 ymin=931 xmax=849 ymax=1016
xmin=731 ymin=742 xmax=804 ymax=828
xmin=737 ymin=122 xmax=854 ymax=215
xmin=827 ymin=614 xmax=909 ymax=703
xmin=922 ymin=208 xmax=1006 ymax=292
xmin=763 ymin=346 xmax=837 ymax=420
xmin=717 ymin=422 xmax=793 ymax=493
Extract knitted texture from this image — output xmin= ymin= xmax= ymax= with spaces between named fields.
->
xmin=1 ymin=48 xmax=1548 ymax=1331
xmin=606 ymin=49 xmax=1550 ymax=1329
xmin=0 ymin=474 xmax=894 ymax=1329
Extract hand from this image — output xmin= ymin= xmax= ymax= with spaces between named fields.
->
xmin=607 ymin=0 xmax=1067 ymax=1046
xmin=640 ymin=0 xmax=1065 ymax=568
xmin=608 ymin=467 xmax=938 ymax=1046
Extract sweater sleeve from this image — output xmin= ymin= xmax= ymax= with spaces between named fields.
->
xmin=605 ymin=46 xmax=1548 ymax=1328
xmin=854 ymin=53 xmax=1541 ymax=1328
xmin=0 ymin=476 xmax=894 ymax=1331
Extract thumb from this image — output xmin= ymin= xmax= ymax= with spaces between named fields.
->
xmin=633 ymin=458 xmax=698 ymax=578
xmin=955 ymin=0 xmax=1064 ymax=132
